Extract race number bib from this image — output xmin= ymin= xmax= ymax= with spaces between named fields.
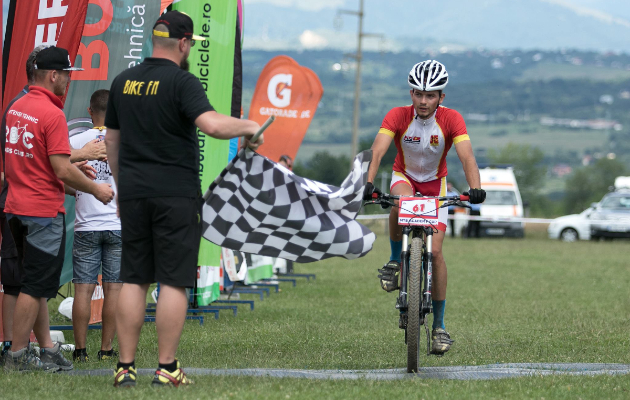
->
xmin=398 ymin=197 xmax=439 ymax=226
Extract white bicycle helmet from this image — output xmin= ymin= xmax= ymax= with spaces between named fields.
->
xmin=408 ymin=60 xmax=449 ymax=91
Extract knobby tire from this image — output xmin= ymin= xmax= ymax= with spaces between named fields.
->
xmin=406 ymin=236 xmax=423 ymax=373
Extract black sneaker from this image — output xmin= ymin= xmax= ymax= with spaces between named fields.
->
xmin=98 ymin=349 xmax=118 ymax=361
xmin=4 ymin=347 xmax=58 ymax=372
xmin=40 ymin=342 xmax=73 ymax=371
xmin=377 ymin=260 xmax=400 ymax=292
xmin=73 ymin=348 xmax=89 ymax=363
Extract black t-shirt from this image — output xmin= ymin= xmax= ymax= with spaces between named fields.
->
xmin=105 ymin=58 xmax=214 ymax=200
xmin=0 ymin=86 xmax=29 ymax=209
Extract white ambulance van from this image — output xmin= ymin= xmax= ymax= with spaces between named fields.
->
xmin=478 ymin=166 xmax=525 ymax=238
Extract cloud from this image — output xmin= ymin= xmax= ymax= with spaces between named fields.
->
xmin=541 ymin=0 xmax=630 ymax=28
xmin=299 ymin=30 xmax=328 ymax=49
xmin=244 ymin=0 xmax=345 ymax=12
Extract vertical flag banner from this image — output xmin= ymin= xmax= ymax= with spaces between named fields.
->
xmin=248 ymin=56 xmax=323 ymax=163
xmin=172 ymin=0 xmax=241 ymax=305
xmin=65 ymin=1 xmax=169 ymax=121
xmin=1 ymin=1 xmax=4 ymax=114
xmin=2 ymin=0 xmax=88 ymax=111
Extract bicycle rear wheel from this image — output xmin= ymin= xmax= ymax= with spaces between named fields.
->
xmin=406 ymin=236 xmax=423 ymax=373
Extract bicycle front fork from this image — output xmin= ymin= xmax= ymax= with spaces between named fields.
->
xmin=397 ymin=226 xmax=412 ymax=312
xmin=423 ymin=232 xmax=433 ymax=315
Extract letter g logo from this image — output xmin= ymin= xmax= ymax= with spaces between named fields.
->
xmin=267 ymin=74 xmax=292 ymax=108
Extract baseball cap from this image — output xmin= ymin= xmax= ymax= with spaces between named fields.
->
xmin=34 ymin=46 xmax=83 ymax=71
xmin=152 ymin=10 xmax=207 ymax=42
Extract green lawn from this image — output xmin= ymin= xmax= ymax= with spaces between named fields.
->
xmin=2 ymin=232 xmax=629 ymax=399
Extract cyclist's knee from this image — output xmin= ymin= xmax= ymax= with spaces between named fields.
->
xmin=432 ymin=247 xmax=445 ymax=263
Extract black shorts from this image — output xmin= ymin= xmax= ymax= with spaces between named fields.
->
xmin=119 ymin=196 xmax=202 ymax=287
xmin=7 ymin=214 xmax=66 ymax=299
xmin=0 ymin=208 xmax=20 ymax=296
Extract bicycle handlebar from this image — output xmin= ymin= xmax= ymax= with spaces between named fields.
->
xmin=370 ymin=190 xmax=470 ymax=203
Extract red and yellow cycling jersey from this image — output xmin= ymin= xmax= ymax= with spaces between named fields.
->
xmin=378 ymin=105 xmax=470 ymax=183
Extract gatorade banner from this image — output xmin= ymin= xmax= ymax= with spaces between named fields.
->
xmin=2 ymin=0 xmax=88 ymax=110
xmin=172 ymin=0 xmax=242 ymax=305
xmin=248 ymin=56 xmax=323 ymax=163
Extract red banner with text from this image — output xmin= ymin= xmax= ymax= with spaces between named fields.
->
xmin=2 ymin=0 xmax=88 ymax=111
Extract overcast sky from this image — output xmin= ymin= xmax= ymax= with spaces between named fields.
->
xmin=3 ymin=0 xmax=630 ymax=52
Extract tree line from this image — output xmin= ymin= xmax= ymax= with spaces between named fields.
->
xmin=293 ymin=143 xmax=628 ymax=218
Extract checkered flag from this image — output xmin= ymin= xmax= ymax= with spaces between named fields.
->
xmin=201 ymin=149 xmax=376 ymax=263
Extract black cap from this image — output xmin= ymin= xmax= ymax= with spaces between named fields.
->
xmin=34 ymin=46 xmax=83 ymax=71
xmin=152 ymin=10 xmax=206 ymax=41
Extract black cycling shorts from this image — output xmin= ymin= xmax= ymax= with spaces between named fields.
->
xmin=0 ymin=208 xmax=20 ymax=296
xmin=119 ymin=197 xmax=202 ymax=288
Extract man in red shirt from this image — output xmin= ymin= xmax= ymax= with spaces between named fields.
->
xmin=0 ymin=46 xmax=109 ymax=365
xmin=3 ymin=47 xmax=114 ymax=371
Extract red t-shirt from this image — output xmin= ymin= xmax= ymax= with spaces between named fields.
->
xmin=4 ymin=86 xmax=71 ymax=217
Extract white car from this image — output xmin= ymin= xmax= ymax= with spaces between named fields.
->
xmin=547 ymin=206 xmax=595 ymax=242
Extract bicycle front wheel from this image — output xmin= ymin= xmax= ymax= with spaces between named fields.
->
xmin=406 ymin=236 xmax=423 ymax=373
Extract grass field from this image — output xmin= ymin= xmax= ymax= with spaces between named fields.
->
xmin=2 ymin=229 xmax=630 ymax=399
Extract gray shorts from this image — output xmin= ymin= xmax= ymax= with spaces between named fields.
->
xmin=8 ymin=213 xmax=66 ymax=299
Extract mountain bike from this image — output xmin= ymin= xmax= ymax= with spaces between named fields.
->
xmin=365 ymin=189 xmax=470 ymax=372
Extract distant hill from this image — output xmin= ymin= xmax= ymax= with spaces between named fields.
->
xmin=241 ymin=48 xmax=630 ymax=167
xmin=243 ymin=0 xmax=630 ymax=53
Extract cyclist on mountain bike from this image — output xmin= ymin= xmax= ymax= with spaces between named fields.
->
xmin=363 ymin=60 xmax=486 ymax=355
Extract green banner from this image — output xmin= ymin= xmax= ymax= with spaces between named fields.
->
xmin=246 ymin=255 xmax=274 ymax=284
xmin=196 ymin=266 xmax=221 ymax=304
xmin=172 ymin=0 xmax=239 ymax=305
